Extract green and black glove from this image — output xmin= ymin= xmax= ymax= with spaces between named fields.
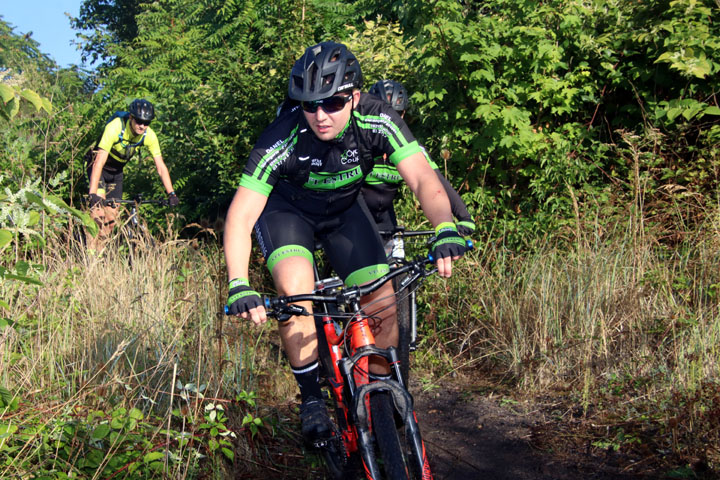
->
xmin=431 ymin=222 xmax=469 ymax=260
xmin=88 ymin=193 xmax=104 ymax=208
xmin=226 ymin=278 xmax=262 ymax=315
xmin=168 ymin=191 xmax=180 ymax=207
xmin=456 ymin=219 xmax=476 ymax=237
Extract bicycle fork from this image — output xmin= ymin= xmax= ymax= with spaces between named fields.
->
xmin=334 ymin=316 xmax=433 ymax=480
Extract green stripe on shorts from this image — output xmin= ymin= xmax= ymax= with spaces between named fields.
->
xmin=267 ymin=244 xmax=313 ymax=272
xmin=345 ymin=263 xmax=390 ymax=287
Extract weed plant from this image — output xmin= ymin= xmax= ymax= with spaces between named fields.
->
xmin=412 ymin=198 xmax=720 ymax=474
xmin=0 ymin=218 xmax=305 ymax=479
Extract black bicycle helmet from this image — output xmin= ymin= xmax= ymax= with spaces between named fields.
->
xmin=369 ymin=80 xmax=408 ymax=112
xmin=288 ymin=42 xmax=363 ymax=101
xmin=128 ymin=98 xmax=155 ymax=122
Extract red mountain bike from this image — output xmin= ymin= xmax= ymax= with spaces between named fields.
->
xmin=265 ymin=255 xmax=447 ymax=480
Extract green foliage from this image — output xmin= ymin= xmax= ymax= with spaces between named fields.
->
xmin=0 ymin=84 xmax=52 ymax=121
xmin=0 ymin=401 xmax=218 ymax=479
xmin=0 ymin=175 xmax=97 ymax=250
xmin=385 ymin=0 xmax=720 ymax=247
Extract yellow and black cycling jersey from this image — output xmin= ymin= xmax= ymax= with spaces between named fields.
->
xmin=97 ymin=117 xmax=161 ymax=170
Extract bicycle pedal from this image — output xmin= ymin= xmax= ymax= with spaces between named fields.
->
xmin=312 ymin=433 xmax=336 ymax=449
xmin=313 ymin=439 xmax=329 ymax=448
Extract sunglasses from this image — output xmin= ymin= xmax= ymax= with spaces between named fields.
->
xmin=301 ymin=95 xmax=352 ymax=114
xmin=133 ymin=117 xmax=151 ymax=126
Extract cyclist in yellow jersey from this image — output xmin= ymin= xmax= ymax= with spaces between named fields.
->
xmin=86 ymin=99 xmax=178 ymax=251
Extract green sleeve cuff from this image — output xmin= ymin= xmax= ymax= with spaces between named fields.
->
xmin=435 ymin=222 xmax=457 ymax=235
xmin=229 ymin=278 xmax=250 ymax=289
xmin=457 ymin=220 xmax=475 ymax=231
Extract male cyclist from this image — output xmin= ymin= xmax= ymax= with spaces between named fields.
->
xmin=223 ymin=42 xmax=468 ymax=444
xmin=363 ymin=79 xmax=475 ymax=258
xmin=86 ymin=98 xmax=178 ymax=251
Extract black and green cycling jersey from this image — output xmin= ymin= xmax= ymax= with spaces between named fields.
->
xmin=361 ymin=146 xmax=472 ymax=233
xmin=240 ymin=93 xmax=422 ymax=215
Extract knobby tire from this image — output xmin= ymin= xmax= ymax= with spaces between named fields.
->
xmin=371 ymin=391 xmax=411 ymax=480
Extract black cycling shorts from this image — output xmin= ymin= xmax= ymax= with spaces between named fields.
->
xmin=254 ymin=192 xmax=389 ymax=287
xmin=86 ymin=150 xmax=123 ymax=201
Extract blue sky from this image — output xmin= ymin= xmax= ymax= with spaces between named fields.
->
xmin=2 ymin=0 xmax=85 ymax=68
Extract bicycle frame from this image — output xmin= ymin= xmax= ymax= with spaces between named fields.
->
xmin=378 ymin=228 xmax=435 ymax=353
xmin=267 ymin=259 xmax=437 ymax=479
xmin=100 ymin=195 xmax=168 ymax=262
xmin=103 ymin=195 xmax=167 ymax=231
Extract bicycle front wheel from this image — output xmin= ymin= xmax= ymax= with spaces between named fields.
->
xmin=370 ymin=390 xmax=431 ymax=480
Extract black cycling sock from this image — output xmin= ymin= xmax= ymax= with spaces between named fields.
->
xmin=291 ymin=360 xmax=322 ymax=402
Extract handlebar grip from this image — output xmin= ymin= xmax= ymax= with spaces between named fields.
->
xmin=224 ymin=305 xmax=230 ymax=315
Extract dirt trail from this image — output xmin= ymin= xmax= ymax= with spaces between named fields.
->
xmin=411 ymin=378 xmax=653 ymax=480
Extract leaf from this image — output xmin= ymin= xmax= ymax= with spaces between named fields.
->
xmin=24 ymin=192 xmax=54 ymax=214
xmin=3 ymin=97 xmax=20 ymax=120
xmin=0 ymin=84 xmax=14 ymax=104
xmin=0 ymin=230 xmax=12 ymax=249
xmin=40 ymin=97 xmax=53 ymax=114
xmin=221 ymin=447 xmax=234 ymax=461
xmin=92 ymin=424 xmax=111 ymax=440
xmin=3 ymin=274 xmax=43 ymax=286
xmin=20 ymin=90 xmax=43 ymax=112
xmin=704 ymin=106 xmax=720 ymax=116
xmin=143 ymin=451 xmax=165 ymax=463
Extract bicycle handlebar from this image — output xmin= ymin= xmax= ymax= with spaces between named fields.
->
xmin=98 ymin=194 xmax=169 ymax=207
xmin=224 ymin=239 xmax=473 ymax=318
xmin=103 ymin=198 xmax=168 ymax=207
xmin=378 ymin=227 xmax=435 ymax=238
xmin=264 ymin=257 xmax=436 ymax=316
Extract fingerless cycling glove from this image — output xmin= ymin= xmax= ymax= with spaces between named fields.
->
xmin=227 ymin=278 xmax=262 ymax=315
xmin=431 ymin=222 xmax=468 ymax=260
xmin=456 ymin=219 xmax=476 ymax=237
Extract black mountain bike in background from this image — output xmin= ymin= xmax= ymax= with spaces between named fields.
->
xmin=377 ymin=227 xmax=435 ymax=384
xmin=78 ymin=194 xmax=168 ymax=263
xmin=102 ymin=194 xmax=168 ymax=263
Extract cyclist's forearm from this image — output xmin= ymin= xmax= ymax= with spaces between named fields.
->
xmin=223 ymin=187 xmax=267 ymax=282
xmin=224 ymin=218 xmax=253 ymax=282
xmin=412 ymin=172 xmax=453 ymax=227
xmin=153 ymin=155 xmax=175 ymax=194
xmin=88 ymin=150 xmax=108 ymax=194
xmin=398 ymin=153 xmax=453 ymax=227
xmin=435 ymin=170 xmax=471 ymax=220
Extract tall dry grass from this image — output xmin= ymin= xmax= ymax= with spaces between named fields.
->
xmin=418 ymin=201 xmax=720 ymax=469
xmin=4 ymin=197 xmax=720 ymax=475
xmin=0 ymin=221 xmax=295 ymax=479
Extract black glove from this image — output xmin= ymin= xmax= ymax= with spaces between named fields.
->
xmin=226 ymin=278 xmax=263 ymax=315
xmin=168 ymin=191 xmax=179 ymax=207
xmin=88 ymin=193 xmax=104 ymax=208
xmin=456 ymin=219 xmax=476 ymax=237
xmin=431 ymin=223 xmax=468 ymax=260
